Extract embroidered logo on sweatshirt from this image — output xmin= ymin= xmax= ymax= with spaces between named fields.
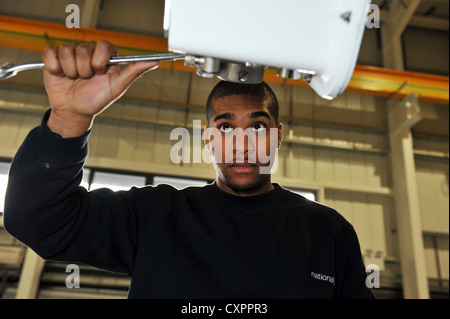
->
xmin=311 ymin=271 xmax=335 ymax=286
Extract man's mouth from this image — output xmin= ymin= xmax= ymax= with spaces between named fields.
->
xmin=229 ymin=162 xmax=258 ymax=173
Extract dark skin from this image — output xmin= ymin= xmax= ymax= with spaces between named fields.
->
xmin=43 ymin=40 xmax=158 ymax=138
xmin=43 ymin=40 xmax=283 ymax=197
xmin=205 ymin=95 xmax=283 ymax=197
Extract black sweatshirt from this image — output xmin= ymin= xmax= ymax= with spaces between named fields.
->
xmin=4 ymin=110 xmax=374 ymax=299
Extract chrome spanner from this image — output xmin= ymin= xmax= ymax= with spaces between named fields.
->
xmin=0 ymin=52 xmax=185 ymax=80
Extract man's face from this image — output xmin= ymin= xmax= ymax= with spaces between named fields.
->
xmin=205 ymin=94 xmax=282 ymax=196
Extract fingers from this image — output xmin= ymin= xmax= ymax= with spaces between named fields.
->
xmin=58 ymin=43 xmax=79 ymax=78
xmin=92 ymin=40 xmax=117 ymax=75
xmin=75 ymin=41 xmax=96 ymax=78
xmin=42 ymin=46 xmax=63 ymax=76
xmin=42 ymin=40 xmax=118 ymax=79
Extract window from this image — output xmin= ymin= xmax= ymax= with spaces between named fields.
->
xmin=0 ymin=162 xmax=11 ymax=213
xmin=290 ymin=189 xmax=316 ymax=202
xmin=81 ymin=168 xmax=90 ymax=190
xmin=153 ymin=175 xmax=207 ymax=190
xmin=89 ymin=171 xmax=146 ymax=191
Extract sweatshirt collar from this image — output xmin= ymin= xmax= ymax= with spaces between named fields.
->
xmin=205 ymin=181 xmax=285 ymax=211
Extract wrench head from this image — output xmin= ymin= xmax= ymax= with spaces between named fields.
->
xmin=0 ymin=63 xmax=16 ymax=80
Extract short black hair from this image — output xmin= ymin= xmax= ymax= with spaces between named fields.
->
xmin=206 ymin=81 xmax=279 ymax=124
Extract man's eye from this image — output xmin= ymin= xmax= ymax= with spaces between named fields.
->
xmin=219 ymin=124 xmax=233 ymax=133
xmin=252 ymin=123 xmax=266 ymax=132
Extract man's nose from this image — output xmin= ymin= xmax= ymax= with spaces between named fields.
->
xmin=233 ymin=129 xmax=255 ymax=154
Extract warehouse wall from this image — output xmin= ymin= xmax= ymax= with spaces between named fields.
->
xmin=3 ymin=77 xmax=393 ymax=260
xmin=0 ymin=57 xmax=448 ymax=298
xmin=0 ymin=0 xmax=448 ymax=299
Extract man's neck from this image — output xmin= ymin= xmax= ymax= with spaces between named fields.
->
xmin=216 ymin=177 xmax=274 ymax=197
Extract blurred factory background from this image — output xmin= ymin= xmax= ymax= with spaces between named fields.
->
xmin=0 ymin=0 xmax=448 ymax=299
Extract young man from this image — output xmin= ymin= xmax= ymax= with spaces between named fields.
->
xmin=4 ymin=41 xmax=374 ymax=299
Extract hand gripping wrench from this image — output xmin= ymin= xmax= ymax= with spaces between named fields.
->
xmin=0 ymin=52 xmax=185 ymax=80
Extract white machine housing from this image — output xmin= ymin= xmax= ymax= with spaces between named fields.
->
xmin=164 ymin=0 xmax=371 ymax=99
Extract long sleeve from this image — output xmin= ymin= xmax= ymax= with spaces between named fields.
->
xmin=3 ymin=110 xmax=138 ymax=275
xmin=335 ymin=221 xmax=375 ymax=299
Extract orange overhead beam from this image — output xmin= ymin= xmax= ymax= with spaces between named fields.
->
xmin=263 ymin=66 xmax=449 ymax=105
xmin=0 ymin=14 xmax=168 ymax=53
xmin=0 ymin=15 xmax=448 ymax=104
xmin=350 ymin=66 xmax=449 ymax=105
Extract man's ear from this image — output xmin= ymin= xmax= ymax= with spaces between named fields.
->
xmin=277 ymin=122 xmax=283 ymax=149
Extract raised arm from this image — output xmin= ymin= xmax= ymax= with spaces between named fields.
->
xmin=3 ymin=41 xmax=159 ymax=274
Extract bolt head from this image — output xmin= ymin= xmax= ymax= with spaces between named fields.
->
xmin=238 ymin=70 xmax=249 ymax=82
